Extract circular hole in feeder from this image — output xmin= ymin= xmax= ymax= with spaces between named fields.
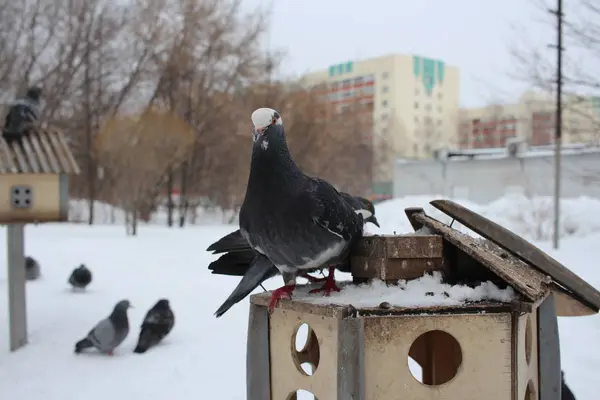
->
xmin=291 ymin=322 xmax=320 ymax=376
xmin=15 ymin=199 xmax=20 ymax=205
xmin=24 ymin=199 xmax=30 ymax=205
xmin=287 ymin=389 xmax=318 ymax=400
xmin=25 ymin=188 xmax=30 ymax=194
xmin=13 ymin=188 xmax=20 ymax=195
xmin=525 ymin=315 xmax=533 ymax=365
xmin=524 ymin=379 xmax=536 ymax=400
xmin=408 ymin=330 xmax=462 ymax=386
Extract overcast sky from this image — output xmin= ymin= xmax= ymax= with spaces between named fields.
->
xmin=242 ymin=0 xmax=564 ymax=108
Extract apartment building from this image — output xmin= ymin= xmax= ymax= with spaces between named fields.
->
xmin=458 ymin=91 xmax=600 ymax=149
xmin=300 ymin=54 xmax=460 ymax=189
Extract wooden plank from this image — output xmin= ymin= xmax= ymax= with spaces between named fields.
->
xmin=337 ymin=317 xmax=365 ymax=400
xmin=429 ymin=199 xmax=600 ymax=311
xmin=351 ymin=256 xmax=445 ymax=281
xmin=7 ymin=224 xmax=27 ymax=351
xmin=246 ymin=303 xmax=271 ymax=400
xmin=28 ymin=133 xmax=51 ymax=172
xmin=57 ymin=131 xmax=81 ymax=174
xmin=408 ymin=210 xmax=550 ymax=302
xmin=47 ymin=132 xmax=71 ymax=172
xmin=550 ymin=283 xmax=597 ymax=317
xmin=353 ymin=235 xmax=443 ymax=258
xmin=0 ymin=137 xmax=17 ymax=172
xmin=9 ymin=142 xmax=28 ymax=172
xmin=19 ymin=137 xmax=40 ymax=173
xmin=38 ymin=132 xmax=60 ymax=173
xmin=537 ymin=294 xmax=561 ymax=400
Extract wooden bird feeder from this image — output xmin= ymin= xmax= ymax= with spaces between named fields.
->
xmin=0 ymin=128 xmax=80 ymax=351
xmin=246 ymin=200 xmax=600 ymax=400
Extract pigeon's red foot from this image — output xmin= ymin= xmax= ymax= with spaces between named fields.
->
xmin=309 ymin=267 xmax=341 ymax=296
xmin=268 ymin=284 xmax=296 ymax=313
xmin=108 ymin=351 xmax=114 ymax=356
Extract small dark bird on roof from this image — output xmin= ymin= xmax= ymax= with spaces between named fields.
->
xmin=133 ymin=299 xmax=175 ymax=354
xmin=3 ymin=86 xmax=42 ymax=142
xmin=25 ymin=256 xmax=41 ymax=281
xmin=68 ymin=264 xmax=92 ymax=290
xmin=561 ymin=370 xmax=576 ymax=400
xmin=234 ymin=107 xmax=365 ymax=312
xmin=74 ymin=299 xmax=132 ymax=356
xmin=209 ymin=195 xmax=378 ymax=317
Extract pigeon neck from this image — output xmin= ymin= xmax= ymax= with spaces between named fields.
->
xmin=248 ymin=130 xmax=302 ymax=188
xmin=110 ymin=310 xmax=129 ymax=329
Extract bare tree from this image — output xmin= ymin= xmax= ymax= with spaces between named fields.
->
xmin=95 ymin=108 xmax=195 ymax=235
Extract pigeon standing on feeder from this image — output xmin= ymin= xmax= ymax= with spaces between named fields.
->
xmin=74 ymin=299 xmax=132 ymax=355
xmin=133 ymin=299 xmax=175 ymax=354
xmin=2 ymin=86 xmax=42 ymax=142
xmin=208 ymin=194 xmax=380 ymax=317
xmin=237 ymin=107 xmax=365 ymax=312
xmin=68 ymin=264 xmax=93 ymax=290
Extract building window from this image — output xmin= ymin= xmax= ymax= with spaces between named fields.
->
xmin=413 ymin=143 xmax=419 ymax=153
xmin=437 ymin=119 xmax=442 ymax=125
xmin=425 ymin=104 xmax=432 ymax=112
xmin=382 ymin=86 xmax=389 ymax=93
xmin=382 ymin=100 xmax=388 ymax=107
xmin=361 ymin=85 xmax=374 ymax=95
xmin=414 ymin=102 xmax=419 ymax=109
xmin=382 ymin=72 xmax=389 ymax=79
xmin=438 ymin=106 xmax=442 ymax=112
xmin=331 ymin=81 xmax=339 ymax=90
xmin=354 ymin=76 xmax=364 ymax=85
xmin=438 ymin=93 xmax=443 ymax=100
xmin=342 ymin=79 xmax=351 ymax=88
xmin=414 ymin=116 xmax=419 ymax=122
xmin=381 ymin=113 xmax=388 ymax=120
xmin=415 ymin=88 xmax=420 ymax=95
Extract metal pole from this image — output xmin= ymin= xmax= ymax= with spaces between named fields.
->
xmin=551 ymin=0 xmax=563 ymax=250
xmin=7 ymin=223 xmax=27 ymax=351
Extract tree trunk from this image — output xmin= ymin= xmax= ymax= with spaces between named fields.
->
xmin=178 ymin=161 xmax=189 ymax=227
xmin=166 ymin=168 xmax=174 ymax=227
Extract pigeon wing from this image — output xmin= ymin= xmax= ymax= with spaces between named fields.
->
xmin=303 ymin=178 xmax=363 ymax=241
xmin=87 ymin=318 xmax=116 ymax=351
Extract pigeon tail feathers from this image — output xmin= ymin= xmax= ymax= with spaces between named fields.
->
xmin=214 ymin=254 xmax=277 ymax=317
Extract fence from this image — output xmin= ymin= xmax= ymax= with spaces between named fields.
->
xmin=393 ymin=149 xmax=600 ymax=204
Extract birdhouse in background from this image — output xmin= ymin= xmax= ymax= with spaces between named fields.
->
xmin=0 ymin=127 xmax=80 ymax=352
xmin=0 ymin=128 xmax=80 ymax=223
xmin=246 ymin=200 xmax=600 ymax=400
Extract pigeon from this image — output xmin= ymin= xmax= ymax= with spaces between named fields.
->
xmin=2 ymin=86 xmax=42 ymax=142
xmin=133 ymin=299 xmax=175 ymax=354
xmin=25 ymin=256 xmax=41 ymax=281
xmin=206 ymin=192 xmax=379 ymax=257
xmin=68 ymin=264 xmax=92 ymax=290
xmin=561 ymin=370 xmax=576 ymax=400
xmin=74 ymin=299 xmax=132 ymax=355
xmin=209 ymin=195 xmax=379 ymax=317
xmin=236 ymin=107 xmax=365 ymax=312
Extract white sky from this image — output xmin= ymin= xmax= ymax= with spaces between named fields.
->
xmin=242 ymin=0 xmax=566 ymax=108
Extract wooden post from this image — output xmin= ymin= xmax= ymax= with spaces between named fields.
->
xmin=7 ymin=223 xmax=27 ymax=351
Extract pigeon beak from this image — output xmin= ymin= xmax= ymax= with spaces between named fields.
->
xmin=129 ymin=304 xmax=134 ymax=309
xmin=366 ymin=215 xmax=380 ymax=228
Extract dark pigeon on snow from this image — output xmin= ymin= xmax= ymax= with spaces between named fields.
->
xmin=561 ymin=370 xmax=576 ymax=400
xmin=3 ymin=86 xmax=42 ymax=142
xmin=68 ymin=264 xmax=93 ymax=290
xmin=25 ymin=256 xmax=41 ymax=281
xmin=235 ymin=107 xmax=366 ymax=312
xmin=209 ymin=194 xmax=379 ymax=317
xmin=74 ymin=299 xmax=132 ymax=355
xmin=133 ymin=299 xmax=175 ymax=354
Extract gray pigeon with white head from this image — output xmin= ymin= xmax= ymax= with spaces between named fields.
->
xmin=237 ymin=107 xmax=365 ymax=313
xmin=74 ymin=299 xmax=132 ymax=355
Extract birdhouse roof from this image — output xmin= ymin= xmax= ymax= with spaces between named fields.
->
xmin=0 ymin=128 xmax=80 ymax=174
xmin=405 ymin=200 xmax=600 ymax=316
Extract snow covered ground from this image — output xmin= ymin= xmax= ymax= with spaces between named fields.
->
xmin=0 ymin=195 xmax=598 ymax=399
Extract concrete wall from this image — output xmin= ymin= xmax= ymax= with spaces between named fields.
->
xmin=393 ymin=152 xmax=600 ymax=204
